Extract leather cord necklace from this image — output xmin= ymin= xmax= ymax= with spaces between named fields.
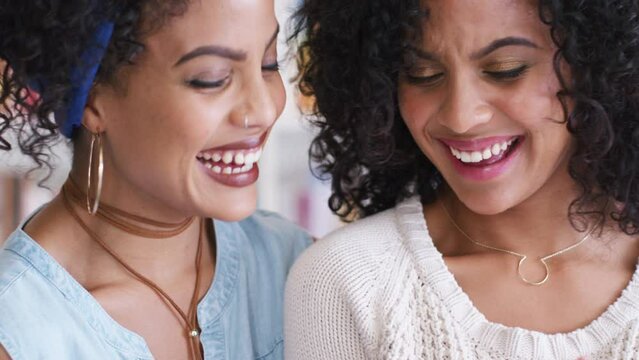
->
xmin=66 ymin=180 xmax=195 ymax=238
xmin=62 ymin=182 xmax=205 ymax=360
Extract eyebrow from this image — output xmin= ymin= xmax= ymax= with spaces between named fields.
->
xmin=407 ymin=46 xmax=440 ymax=62
xmin=407 ymin=36 xmax=539 ymax=62
xmin=470 ymin=36 xmax=539 ymax=60
xmin=174 ymin=25 xmax=280 ymax=67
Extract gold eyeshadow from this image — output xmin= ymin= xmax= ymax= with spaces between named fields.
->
xmin=405 ymin=64 xmax=443 ymax=77
xmin=483 ymin=60 xmax=527 ymax=73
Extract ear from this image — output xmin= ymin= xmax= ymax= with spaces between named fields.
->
xmin=82 ymin=84 xmax=110 ymax=133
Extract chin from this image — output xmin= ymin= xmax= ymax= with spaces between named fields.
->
xmin=450 ymin=185 xmax=523 ymax=216
xmin=204 ymin=194 xmax=258 ymax=222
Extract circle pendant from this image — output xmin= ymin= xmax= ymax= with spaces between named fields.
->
xmin=517 ymin=256 xmax=550 ymax=286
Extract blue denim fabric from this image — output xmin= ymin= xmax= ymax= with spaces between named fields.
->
xmin=0 ymin=210 xmax=311 ymax=360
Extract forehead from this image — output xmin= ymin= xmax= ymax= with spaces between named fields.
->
xmin=419 ymin=0 xmax=549 ymax=53
xmin=140 ymin=0 xmax=277 ymax=63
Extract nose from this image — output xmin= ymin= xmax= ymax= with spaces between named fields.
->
xmin=437 ymin=74 xmax=493 ymax=134
xmin=231 ymin=73 xmax=282 ymax=130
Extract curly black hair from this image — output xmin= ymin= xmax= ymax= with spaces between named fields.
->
xmin=0 ymin=0 xmax=189 ymax=177
xmin=292 ymin=0 xmax=639 ymax=234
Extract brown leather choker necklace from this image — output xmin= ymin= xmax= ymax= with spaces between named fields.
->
xmin=65 ymin=180 xmax=196 ymax=238
xmin=62 ymin=181 xmax=204 ymax=360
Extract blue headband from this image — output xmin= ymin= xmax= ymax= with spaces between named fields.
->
xmin=56 ymin=21 xmax=114 ymax=138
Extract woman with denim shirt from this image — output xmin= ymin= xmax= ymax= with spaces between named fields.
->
xmin=0 ymin=0 xmax=311 ymax=359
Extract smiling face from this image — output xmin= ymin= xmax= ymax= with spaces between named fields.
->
xmin=81 ymin=0 xmax=284 ymax=221
xmin=398 ymin=0 xmax=574 ymax=215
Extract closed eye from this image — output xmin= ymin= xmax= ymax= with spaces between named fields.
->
xmin=187 ymin=76 xmax=230 ymax=89
xmin=262 ymin=62 xmax=280 ymax=72
xmin=484 ymin=65 xmax=529 ymax=81
xmin=404 ymin=72 xmax=445 ymax=86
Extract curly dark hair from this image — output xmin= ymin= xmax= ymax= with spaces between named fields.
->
xmin=0 ymin=0 xmax=189 ymax=177
xmin=291 ymin=0 xmax=639 ymax=234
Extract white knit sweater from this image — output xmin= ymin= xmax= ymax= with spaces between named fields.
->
xmin=284 ymin=197 xmax=639 ymax=360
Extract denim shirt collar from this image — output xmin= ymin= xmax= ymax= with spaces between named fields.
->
xmin=4 ymin=218 xmax=239 ymax=358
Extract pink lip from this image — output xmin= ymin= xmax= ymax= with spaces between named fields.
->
xmin=440 ymin=136 xmax=524 ymax=182
xmin=197 ymin=133 xmax=268 ymax=188
xmin=439 ymin=135 xmax=519 ymax=152
xmin=200 ymin=162 xmax=260 ymax=188
xmin=203 ymin=132 xmax=267 ymax=152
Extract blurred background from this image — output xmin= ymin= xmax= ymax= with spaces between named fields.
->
xmin=0 ymin=0 xmax=342 ymax=241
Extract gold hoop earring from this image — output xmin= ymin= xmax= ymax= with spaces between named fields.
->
xmin=87 ymin=131 xmax=104 ymax=215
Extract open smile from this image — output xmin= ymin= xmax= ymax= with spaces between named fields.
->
xmin=439 ymin=135 xmax=524 ymax=181
xmin=197 ymin=133 xmax=267 ymax=187
xmin=197 ymin=147 xmax=262 ymax=175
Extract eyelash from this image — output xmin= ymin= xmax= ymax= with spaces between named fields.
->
xmin=405 ymin=64 xmax=529 ymax=86
xmin=262 ymin=62 xmax=280 ymax=72
xmin=187 ymin=62 xmax=280 ymax=89
xmin=188 ymin=77 xmax=229 ymax=89
xmin=484 ymin=65 xmax=529 ymax=80
xmin=405 ymin=73 xmax=444 ymax=86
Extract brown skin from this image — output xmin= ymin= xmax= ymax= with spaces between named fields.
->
xmin=1 ymin=0 xmax=285 ymax=359
xmin=399 ymin=0 xmax=639 ymax=333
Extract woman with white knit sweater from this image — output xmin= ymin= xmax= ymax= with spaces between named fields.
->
xmin=286 ymin=0 xmax=639 ymax=359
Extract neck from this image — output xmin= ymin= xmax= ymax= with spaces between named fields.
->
xmin=56 ymin=183 xmax=205 ymax=279
xmin=436 ymin=181 xmax=604 ymax=258
xmin=68 ymin=166 xmax=192 ymax=224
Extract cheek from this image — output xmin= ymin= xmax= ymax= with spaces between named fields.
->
xmin=111 ymin=98 xmax=183 ymax=146
xmin=270 ymin=75 xmax=286 ymax=117
xmin=398 ymin=83 xmax=441 ymax=139
xmin=104 ymin=91 xmax=211 ymax=172
xmin=398 ymin=84 xmax=426 ymax=129
xmin=494 ymin=72 xmax=565 ymax=129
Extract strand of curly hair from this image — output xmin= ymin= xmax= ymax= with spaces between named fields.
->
xmin=0 ymin=0 xmax=188 ymax=183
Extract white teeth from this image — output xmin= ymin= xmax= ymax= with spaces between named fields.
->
xmin=450 ymin=138 xmax=517 ymax=164
xmin=199 ymin=147 xmax=262 ymax=168
xmin=207 ymin=163 xmax=254 ymax=175
xmin=450 ymin=148 xmax=461 ymax=159
xmin=491 ymin=143 xmax=501 ymax=156
xmin=222 ymin=152 xmax=234 ymax=164
xmin=234 ymin=153 xmax=245 ymax=165
xmin=482 ymin=148 xmax=492 ymax=160
xmin=245 ymin=152 xmax=256 ymax=165
xmin=205 ymin=163 xmax=213 ymax=169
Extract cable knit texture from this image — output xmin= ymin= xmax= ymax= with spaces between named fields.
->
xmin=285 ymin=197 xmax=639 ymax=360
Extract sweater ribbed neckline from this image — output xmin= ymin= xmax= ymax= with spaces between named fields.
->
xmin=395 ymin=197 xmax=639 ymax=359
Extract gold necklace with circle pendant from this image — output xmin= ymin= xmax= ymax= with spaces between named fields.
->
xmin=439 ymin=200 xmax=597 ymax=286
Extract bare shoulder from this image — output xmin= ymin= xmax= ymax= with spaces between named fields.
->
xmin=0 ymin=346 xmax=11 ymax=360
xmin=20 ymin=198 xmax=89 ymax=270
xmin=21 ymin=197 xmax=70 ymax=246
